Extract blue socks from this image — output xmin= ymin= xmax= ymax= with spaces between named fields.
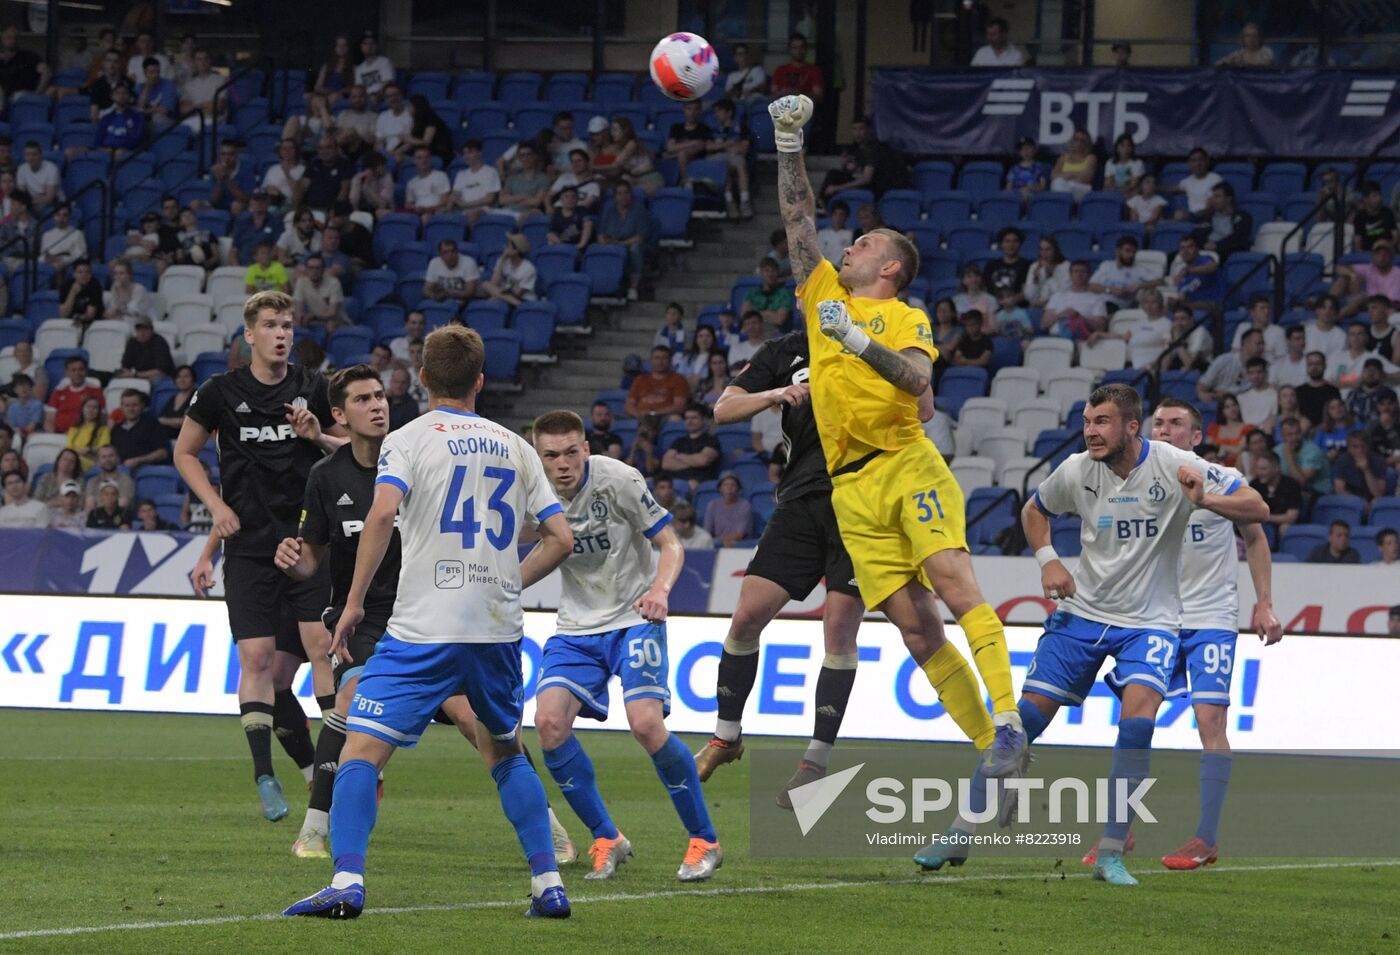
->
xmin=330 ymin=758 xmax=378 ymax=880
xmin=651 ymin=733 xmax=717 ymax=842
xmin=1195 ymin=752 xmax=1232 ymax=846
xmin=543 ymin=735 xmax=619 ymax=840
xmin=1017 ymin=697 xmax=1050 ymax=743
xmin=1102 ymin=716 xmax=1155 ymax=848
xmin=490 ymin=753 xmax=558 ymax=877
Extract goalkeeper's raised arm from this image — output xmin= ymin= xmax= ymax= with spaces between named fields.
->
xmin=771 ymin=94 xmax=824 ymax=287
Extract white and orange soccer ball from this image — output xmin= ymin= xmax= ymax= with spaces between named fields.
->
xmin=649 ymin=32 xmax=719 ymax=101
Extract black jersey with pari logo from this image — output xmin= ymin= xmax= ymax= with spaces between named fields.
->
xmin=186 ymin=365 xmax=335 ymax=557
xmin=298 ymin=443 xmax=401 ymax=631
xmin=731 ymin=330 xmax=829 ymax=504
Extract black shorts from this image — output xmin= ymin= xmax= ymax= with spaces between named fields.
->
xmin=321 ymin=606 xmax=389 ymax=689
xmin=223 ymin=553 xmax=331 ymax=658
xmin=744 ymin=492 xmax=861 ymax=601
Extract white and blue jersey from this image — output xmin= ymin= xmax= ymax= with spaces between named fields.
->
xmin=347 ymin=407 xmax=564 ymax=747
xmin=1170 ymin=459 xmax=1246 ymax=704
xmin=1026 ymin=437 xmax=1224 ymax=702
xmin=539 ymin=455 xmax=675 ymax=720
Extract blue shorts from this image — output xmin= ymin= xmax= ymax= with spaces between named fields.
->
xmin=1023 ymin=610 xmax=1178 ymax=706
xmin=1167 ymin=628 xmax=1237 ymax=704
xmin=346 ymin=635 xmax=525 ymax=748
xmin=537 ymin=622 xmax=671 ymax=722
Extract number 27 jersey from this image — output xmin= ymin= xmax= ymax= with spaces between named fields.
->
xmin=376 ymin=407 xmax=562 ymax=644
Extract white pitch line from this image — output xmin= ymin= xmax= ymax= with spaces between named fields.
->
xmin=2 ymin=859 xmax=1397 ymax=941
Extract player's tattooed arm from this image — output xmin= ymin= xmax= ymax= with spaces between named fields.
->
xmin=855 ymin=343 xmax=933 ymax=397
xmin=777 ymin=151 xmax=823 ymax=286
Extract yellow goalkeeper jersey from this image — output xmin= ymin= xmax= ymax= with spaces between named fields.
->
xmin=796 ymin=259 xmax=939 ymax=474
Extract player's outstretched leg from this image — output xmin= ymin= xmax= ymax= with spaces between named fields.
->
xmin=271 ymin=653 xmax=317 ymax=786
xmin=777 ymin=591 xmax=863 ymax=808
xmin=537 ymin=688 xmax=630 ymax=881
xmin=922 ymin=550 xmax=1026 ymax=775
xmin=235 ymin=637 xmax=287 ymax=821
xmin=294 ymin=695 xmax=344 ymax=858
xmin=630 ymin=700 xmax=720 ymax=881
xmin=1092 ymin=688 xmax=1160 ymax=887
xmin=487 ymin=751 xmax=570 ymax=918
xmin=1163 ymin=701 xmax=1229 ymax=870
xmin=697 ymin=577 xmax=789 ymax=780
xmin=284 ymin=742 xmax=389 ymax=918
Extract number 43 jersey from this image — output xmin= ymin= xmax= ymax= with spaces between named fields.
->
xmin=555 ymin=455 xmax=673 ymax=637
xmin=376 ymin=407 xmax=563 ymax=644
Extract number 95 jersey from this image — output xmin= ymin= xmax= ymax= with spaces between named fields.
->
xmin=555 ymin=455 xmax=673 ymax=637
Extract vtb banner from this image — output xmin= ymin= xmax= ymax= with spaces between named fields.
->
xmin=872 ymin=68 xmax=1400 ymax=158
xmin=4 ymin=595 xmax=1399 ymax=751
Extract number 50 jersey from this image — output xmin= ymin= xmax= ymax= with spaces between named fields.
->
xmin=375 ymin=408 xmax=563 ymax=644
xmin=555 ymin=455 xmax=673 ymax=637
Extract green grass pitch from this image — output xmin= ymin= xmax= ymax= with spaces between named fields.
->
xmin=1 ymin=710 xmax=1396 ymax=954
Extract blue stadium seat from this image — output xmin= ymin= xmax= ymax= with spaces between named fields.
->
xmin=1282 ymin=252 xmax=1324 ymax=305
xmin=192 ymin=352 xmax=225 ymax=385
xmin=1078 ymin=191 xmax=1124 ymax=227
xmin=1310 ymin=495 xmax=1364 ymax=529
xmin=465 ymin=300 xmax=510 ymax=335
xmin=514 ymin=300 xmax=558 ymax=355
xmin=749 ymin=490 xmax=775 ymax=535
xmin=498 ymin=72 xmax=543 ymax=104
xmin=520 ymin=214 xmax=551 ymax=252
xmin=684 ymin=157 xmax=729 ymax=194
xmin=650 ymin=187 xmax=694 ymax=243
xmin=989 ymin=334 xmax=1023 ymax=372
xmin=1258 ymin=162 xmax=1306 ymax=199
xmin=1100 ymin=369 xmax=1149 ymax=401
xmin=0 ymin=318 xmax=30 ymax=350
xmin=422 ymin=213 xmax=468 ymax=251
xmin=975 ymin=195 xmax=1020 ymax=230
xmin=913 ymin=160 xmax=955 ymax=196
xmin=1097 ymin=223 xmax=1145 ymax=251
xmin=592 ymin=73 xmax=636 ymax=108
xmin=420 ymin=301 xmax=460 ymax=330
xmin=25 ymin=290 xmax=60 ymax=326
xmin=114 ymin=157 xmax=155 ymax=194
xmin=920 ymin=249 xmax=961 ymax=284
xmin=373 ymin=213 xmax=420 ymax=264
xmin=966 ymin=487 xmax=1018 ymax=546
xmin=545 ymin=73 xmax=590 ymax=104
xmin=1369 ymin=498 xmax=1400 ymax=535
xmin=830 ymin=188 xmax=874 ymax=213
xmin=1053 ymin=225 xmax=1094 ymax=259
xmin=1281 ymin=192 xmax=1316 ymax=222
xmin=1215 ymin=161 xmax=1256 ymax=196
xmin=135 ymin=465 xmax=180 ymax=500
xmin=532 ymin=245 xmax=577 ymax=291
xmin=196 ymin=208 xmax=230 ymax=237
xmin=747 ymin=107 xmax=776 ymax=154
xmin=408 ymin=70 xmax=451 ymax=101
xmin=1033 ymin=429 xmax=1084 ymax=466
xmin=387 ymin=242 xmax=431 ymax=278
xmin=481 ymin=329 xmax=523 ymax=383
xmin=1309 ymin=162 xmax=1355 ymax=190
xmin=1237 ymin=191 xmax=1277 ymax=226
xmin=874 ymin=188 xmax=920 ymax=231
xmin=466 ymin=102 xmax=511 ymax=133
xmin=729 ymin=275 xmax=762 ymax=315
xmin=594 ymin=388 xmax=630 ymax=418
xmin=1149 ymin=220 xmax=1193 ymax=253
xmin=548 ymin=274 xmax=593 ymax=327
xmin=1028 ymin=192 xmax=1073 ymax=227
xmin=512 ymin=104 xmax=556 ymax=140
xmin=366 ymin=303 xmax=406 ymax=344
xmin=1223 ymin=252 xmax=1272 ymax=307
xmin=583 ymin=244 xmax=627 ymax=299
xmin=924 ymin=189 xmax=972 ymax=222
xmin=53 ymin=94 xmax=90 ymax=127
xmin=936 ymin=367 xmax=988 ymax=419
xmin=154 ymin=493 xmax=186 ymax=527
xmin=327 ymin=326 xmax=375 ymax=365
xmin=906 ymin=222 xmax=941 ymax=261
xmin=957 ymin=161 xmax=1003 ymax=198
xmin=353 ymin=269 xmax=397 ymax=307
xmin=1159 ymin=370 xmax=1200 ymax=403
xmin=1280 ymin=523 xmax=1329 ymax=562
xmin=8 ymin=94 xmax=50 ymax=127
xmin=470 ymin=216 xmax=514 ymax=256
xmin=945 ymin=223 xmax=994 ymax=256
xmin=397 ymin=273 xmax=427 ymax=311
xmin=1157 ymin=160 xmax=1192 ymax=189
xmin=452 ymin=72 xmax=496 ymax=105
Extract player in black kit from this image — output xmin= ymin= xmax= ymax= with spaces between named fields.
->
xmin=693 ymin=330 xmax=934 ymax=806
xmin=176 ymin=290 xmax=346 ymax=822
xmin=274 ymin=365 xmax=576 ymax=863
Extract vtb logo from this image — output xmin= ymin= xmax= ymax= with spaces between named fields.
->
xmin=981 ymin=77 xmax=1151 ymax=146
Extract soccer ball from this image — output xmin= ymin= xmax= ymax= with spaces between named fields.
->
xmin=649 ymin=32 xmax=719 ymax=102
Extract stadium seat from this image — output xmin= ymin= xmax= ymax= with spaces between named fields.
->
xmin=1028 ymin=192 xmax=1073 ymax=227
xmin=373 ymin=213 xmax=421 ymax=264
xmin=83 ymin=321 xmax=130 ymax=374
xmin=582 ymin=245 xmax=627 ymax=301
xmin=479 ymin=330 xmax=523 ymax=388
xmin=592 ymin=73 xmax=636 ymax=108
xmin=975 ymin=427 xmax=1028 ymax=472
xmin=21 ymin=433 xmax=67 ymax=471
xmin=27 ymin=294 xmax=62 ymax=330
xmin=919 ymin=249 xmax=961 ymax=285
xmin=1100 ymin=368 xmax=1150 ymax=401
xmin=924 ymin=190 xmax=972 ymax=222
xmin=387 ymin=242 xmax=432 ymax=278
xmin=877 ymin=189 xmax=922 ymax=231
xmin=1000 ymin=456 xmax=1051 ymax=497
xmin=1368 ymin=498 xmax=1400 ymax=535
xmin=913 ymin=159 xmax=955 ymax=196
xmin=1302 ymin=222 xmax=1352 ymax=269
xmin=965 ymin=487 xmax=1018 ymax=545
xmin=1150 ymin=220 xmax=1193 ymax=253
xmin=1043 ymin=368 xmax=1096 ymax=414
xmin=548 ymin=274 xmax=593 ymax=328
xmin=366 ymin=303 xmax=407 ymax=344
xmin=1253 ymin=221 xmax=1302 ymax=258
xmin=1024 ymin=338 xmax=1073 ymax=377
xmin=1033 ymin=429 xmax=1084 ymax=467
xmin=1078 ymin=337 xmax=1127 ymax=373
xmin=729 ymin=276 xmax=762 ymax=316
xmin=1054 ymin=224 xmax=1095 ymax=259
xmin=1280 ymin=523 xmax=1329 ymax=562
xmin=957 ymin=161 xmax=1003 ymax=198
xmin=1011 ymin=398 xmax=1062 ymax=448
xmin=0 ymin=318 xmax=29 ymax=350
xmin=470 ymin=216 xmax=514 ymax=257
xmin=420 ymin=301 xmax=460 ymax=330
xmin=945 ymin=223 xmax=994 ymax=256
xmin=396 ymin=273 xmax=427 ymax=312
xmin=830 ymin=188 xmax=874 ymax=214
xmin=1239 ymin=192 xmax=1277 ymax=226
xmin=1222 ymin=251 xmax=1273 ymax=307
xmin=179 ymin=327 xmax=226 ymax=364
xmin=1258 ymin=162 xmax=1306 ymax=199
xmin=936 ymin=367 xmax=988 ymax=419
xmin=512 ymin=104 xmax=556 ymax=140
xmin=1159 ymin=370 xmax=1201 ymax=403
xmin=975 ymin=195 xmax=1020 ymax=230
xmin=950 ymin=457 xmax=995 ymax=494
xmin=990 ymin=366 xmax=1040 ymax=404
xmin=1078 ymin=191 xmax=1124 ymax=227
xmin=422 ymin=213 xmax=468 ymax=251
xmin=34 ymin=319 xmax=79 ymax=361
xmin=952 ymin=397 xmax=1007 ymax=457
xmin=465 ymin=300 xmax=510 ymax=335
xmin=1282 ymin=252 xmax=1325 ymax=305
xmin=1215 ymin=161 xmax=1256 ymax=196
xmin=192 ymin=351 xmax=226 ymax=385
xmin=136 ymin=465 xmax=181 ymax=500
xmin=353 ymin=269 xmax=397 ymax=307
xmin=327 ymin=326 xmax=374 ymax=365
xmin=532 ymin=245 xmax=578 ymax=291
xmin=650 ymin=187 xmax=695 ymax=246
xmin=514 ymin=301 xmax=558 ymax=362
xmin=1311 ymin=495 xmax=1365 ymax=529
xmin=453 ymin=72 xmax=496 ymax=104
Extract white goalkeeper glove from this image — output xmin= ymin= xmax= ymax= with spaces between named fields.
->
xmin=768 ymin=94 xmax=814 ymax=154
xmin=817 ymin=300 xmax=870 ymax=356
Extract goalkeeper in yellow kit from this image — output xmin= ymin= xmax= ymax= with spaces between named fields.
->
xmin=768 ymin=95 xmax=1026 ymax=774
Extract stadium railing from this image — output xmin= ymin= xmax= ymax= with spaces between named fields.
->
xmin=103 ymin=108 xmax=209 ymax=234
xmin=11 ymin=175 xmax=111 ymax=303
xmin=208 ymin=56 xmax=278 ymax=163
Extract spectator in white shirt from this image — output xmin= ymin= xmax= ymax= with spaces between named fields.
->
xmin=545 ymin=112 xmax=589 ymax=173
xmin=1237 ymin=357 xmax=1279 ymax=428
xmin=1198 ymin=328 xmax=1264 ymax=401
xmin=1103 ymin=133 xmax=1145 ymax=195
xmin=1126 ymin=173 xmax=1168 ymax=228
xmin=177 ymin=48 xmax=225 ymax=129
xmin=1232 ymin=293 xmax=1288 ymax=364
xmin=1271 ymin=324 xmax=1310 ymax=387
xmin=480 ymin=233 xmax=537 ymax=306
xmin=1089 ymin=234 xmax=1160 ymax=311
xmin=17 ymin=141 xmax=61 ymax=208
xmin=970 ymin=18 xmax=1026 ymax=66
xmin=1095 ymin=287 xmax=1173 ymax=370
xmin=452 ymin=139 xmax=502 ymax=223
xmin=1041 ymin=260 xmax=1106 ymax=338
xmin=422 ymin=239 xmax=481 ymax=303
xmin=1173 ymin=147 xmax=1224 ymax=217
xmin=1216 ymin=22 xmax=1275 ymax=69
xmin=374 ymin=83 xmax=413 ymax=155
xmin=548 ymin=149 xmax=602 ymax=212
xmin=0 ymin=468 xmax=48 ymax=528
xmin=402 ymin=145 xmax=451 ymax=222
xmin=818 ymin=201 xmax=853 ymax=264
xmin=260 ymin=138 xmax=305 ymax=211
xmin=389 ymin=310 xmax=426 ymax=361
xmin=125 ymin=31 xmax=170 ymax=84
xmin=1305 ymin=294 xmax=1347 ymax=356
xmin=723 ymin=43 xmax=770 ymax=105
xmin=292 ymin=254 xmax=347 ymax=330
xmin=275 ymin=207 xmax=321 ymax=268
xmin=354 ymin=32 xmax=395 ymax=104
xmin=1024 ymin=235 xmax=1071 ymax=307
xmin=40 ymin=203 xmax=87 ymax=274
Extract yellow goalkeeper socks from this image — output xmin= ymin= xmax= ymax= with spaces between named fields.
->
xmin=959 ymin=603 xmax=1019 ymax=720
xmin=921 ymin=643 xmax=996 ymax=750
